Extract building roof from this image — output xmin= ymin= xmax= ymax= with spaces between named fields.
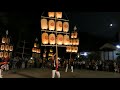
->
xmin=99 ymin=43 xmax=116 ymax=51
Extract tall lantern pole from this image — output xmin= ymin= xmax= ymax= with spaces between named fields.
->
xmin=41 ymin=12 xmax=70 ymax=77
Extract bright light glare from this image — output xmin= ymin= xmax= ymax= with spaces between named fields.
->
xmin=80 ymin=52 xmax=88 ymax=56
xmin=110 ymin=24 xmax=113 ymax=27
xmin=116 ymin=45 xmax=120 ymax=49
xmin=84 ymin=52 xmax=87 ymax=56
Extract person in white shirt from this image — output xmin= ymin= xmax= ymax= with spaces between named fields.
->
xmin=51 ymin=53 xmax=60 ymax=78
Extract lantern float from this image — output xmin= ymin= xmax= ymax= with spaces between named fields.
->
xmin=42 ymin=33 xmax=48 ymax=44
xmin=41 ymin=19 xmax=48 ymax=30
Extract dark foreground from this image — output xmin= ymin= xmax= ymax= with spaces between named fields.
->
xmin=2 ymin=68 xmax=120 ymax=78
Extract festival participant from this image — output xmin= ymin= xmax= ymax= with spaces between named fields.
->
xmin=51 ymin=53 xmax=60 ymax=78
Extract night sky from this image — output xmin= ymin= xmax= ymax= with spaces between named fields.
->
xmin=1 ymin=11 xmax=120 ymax=55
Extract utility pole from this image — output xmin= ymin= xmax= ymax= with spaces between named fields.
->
xmin=22 ymin=40 xmax=25 ymax=59
xmin=15 ymin=40 xmax=30 ymax=58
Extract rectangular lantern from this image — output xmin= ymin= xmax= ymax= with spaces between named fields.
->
xmin=2 ymin=37 xmax=6 ymax=43
xmin=49 ymin=20 xmax=55 ymax=30
xmin=57 ymin=34 xmax=63 ymax=45
xmin=5 ymin=45 xmax=9 ymax=51
xmin=56 ymin=21 xmax=62 ymax=31
xmin=42 ymin=33 xmax=49 ymax=44
xmin=9 ymin=46 xmax=13 ymax=51
xmin=64 ymin=35 xmax=70 ymax=45
xmin=49 ymin=34 xmax=55 ymax=45
xmin=1 ymin=45 xmax=5 ymax=51
xmin=56 ymin=12 xmax=62 ymax=18
xmin=63 ymin=22 xmax=69 ymax=32
xmin=34 ymin=43 xmax=37 ymax=47
xmin=48 ymin=12 xmax=55 ymax=17
xmin=0 ymin=52 xmax=3 ymax=58
xmin=41 ymin=19 xmax=48 ymax=30
xmin=4 ymin=52 xmax=8 ymax=58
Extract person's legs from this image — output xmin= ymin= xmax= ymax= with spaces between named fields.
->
xmin=52 ymin=70 xmax=56 ymax=78
xmin=0 ymin=69 xmax=2 ymax=78
xmin=56 ymin=71 xmax=60 ymax=78
xmin=71 ymin=66 xmax=73 ymax=72
xmin=65 ymin=64 xmax=68 ymax=72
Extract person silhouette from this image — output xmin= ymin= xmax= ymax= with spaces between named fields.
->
xmin=51 ymin=53 xmax=60 ymax=78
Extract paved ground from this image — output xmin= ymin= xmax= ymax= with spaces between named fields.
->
xmin=1 ymin=68 xmax=120 ymax=78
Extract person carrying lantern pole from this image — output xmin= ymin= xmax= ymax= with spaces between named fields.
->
xmin=51 ymin=53 xmax=60 ymax=78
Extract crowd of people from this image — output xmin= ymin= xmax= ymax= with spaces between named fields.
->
xmin=0 ymin=55 xmax=120 ymax=78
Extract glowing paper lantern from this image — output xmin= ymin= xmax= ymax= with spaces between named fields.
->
xmin=38 ymin=49 xmax=41 ymax=53
xmin=41 ymin=19 xmax=48 ymax=29
xmin=75 ymin=47 xmax=78 ymax=53
xmin=71 ymin=46 xmax=74 ymax=52
xmin=72 ymin=39 xmax=76 ymax=45
xmin=32 ymin=48 xmax=35 ymax=52
xmin=4 ymin=52 xmax=8 ymax=58
xmin=71 ymin=33 xmax=74 ymax=38
xmin=6 ymin=38 xmax=10 ymax=44
xmin=66 ymin=46 xmax=71 ymax=52
xmin=69 ymin=39 xmax=72 ymax=45
xmin=64 ymin=35 xmax=70 ymax=45
xmin=49 ymin=20 xmax=55 ymax=30
xmin=63 ymin=22 xmax=69 ymax=32
xmin=34 ymin=43 xmax=37 ymax=47
xmin=5 ymin=45 xmax=9 ymax=51
xmin=43 ymin=53 xmax=46 ymax=57
xmin=56 ymin=21 xmax=62 ymax=31
xmin=76 ymin=39 xmax=79 ymax=45
xmin=73 ymin=32 xmax=78 ymax=38
xmin=1 ymin=45 xmax=4 ymax=51
xmin=2 ymin=37 xmax=6 ymax=43
xmin=36 ymin=49 xmax=40 ymax=53
xmin=57 ymin=34 xmax=63 ymax=45
xmin=56 ymin=12 xmax=62 ymax=18
xmin=50 ymin=48 xmax=53 ymax=52
xmin=9 ymin=46 xmax=13 ymax=51
xmin=66 ymin=46 xmax=69 ymax=52
xmin=42 ymin=33 xmax=48 ymax=44
xmin=49 ymin=34 xmax=55 ymax=45
xmin=0 ymin=52 xmax=3 ymax=58
xmin=48 ymin=12 xmax=55 ymax=17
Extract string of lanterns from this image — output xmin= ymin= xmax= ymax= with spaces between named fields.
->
xmin=41 ymin=12 xmax=70 ymax=46
xmin=32 ymin=38 xmax=40 ymax=58
xmin=0 ymin=30 xmax=13 ymax=58
xmin=66 ymin=26 xmax=79 ymax=53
